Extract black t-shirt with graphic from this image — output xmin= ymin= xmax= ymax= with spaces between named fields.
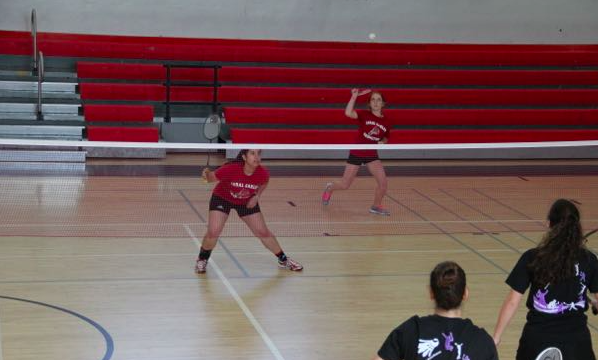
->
xmin=506 ymin=248 xmax=598 ymax=330
xmin=377 ymin=315 xmax=498 ymax=360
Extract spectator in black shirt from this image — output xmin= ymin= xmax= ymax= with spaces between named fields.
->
xmin=375 ymin=261 xmax=498 ymax=360
xmin=493 ymin=198 xmax=598 ymax=360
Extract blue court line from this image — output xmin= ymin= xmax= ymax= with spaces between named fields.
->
xmin=0 ymin=295 xmax=114 ymax=360
xmin=178 ymin=190 xmax=250 ymax=277
xmin=219 ymin=239 xmax=251 ymax=278
xmin=442 ymin=189 xmax=598 ymax=334
xmin=178 ymin=190 xmax=206 ymax=223
xmin=434 ymin=188 xmax=532 ymax=251
xmin=384 ymin=193 xmax=509 ymax=274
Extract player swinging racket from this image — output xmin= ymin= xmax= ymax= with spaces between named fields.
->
xmin=195 ymin=149 xmax=303 ymax=273
xmin=493 ymin=199 xmax=598 ymax=360
xmin=322 ymin=88 xmax=391 ymax=216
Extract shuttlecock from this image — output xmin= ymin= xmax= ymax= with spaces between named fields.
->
xmin=368 ymin=33 xmax=376 ymax=40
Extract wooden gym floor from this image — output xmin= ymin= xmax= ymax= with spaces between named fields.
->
xmin=1 ymin=155 xmax=598 ymax=360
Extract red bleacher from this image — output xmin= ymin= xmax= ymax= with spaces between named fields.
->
xmin=224 ymin=107 xmax=598 ymax=126
xmin=77 ymin=62 xmax=598 ymax=86
xmin=83 ymin=104 xmax=154 ymax=122
xmin=3 ymin=30 xmax=598 ymax=144
xmin=231 ymin=128 xmax=598 ymax=144
xmin=87 ymin=126 xmax=159 ymax=142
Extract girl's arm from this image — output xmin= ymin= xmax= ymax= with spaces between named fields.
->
xmin=345 ymin=88 xmax=371 ymax=119
xmin=493 ymin=289 xmax=523 ymax=346
xmin=247 ymin=182 xmax=268 ymax=209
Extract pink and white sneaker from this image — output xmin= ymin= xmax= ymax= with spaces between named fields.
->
xmin=278 ymin=257 xmax=304 ymax=271
xmin=321 ymin=182 xmax=333 ymax=205
xmin=195 ymin=258 xmax=208 ymax=274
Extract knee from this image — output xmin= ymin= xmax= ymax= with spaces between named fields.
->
xmin=254 ymin=229 xmax=273 ymax=239
xmin=378 ymin=180 xmax=388 ymax=192
xmin=338 ymin=180 xmax=351 ymax=190
xmin=205 ymin=229 xmax=221 ymax=240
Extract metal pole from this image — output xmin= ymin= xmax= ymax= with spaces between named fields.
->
xmin=31 ymin=9 xmax=38 ymax=74
xmin=165 ymin=65 xmax=171 ymax=122
xmin=37 ymin=51 xmax=44 ymax=120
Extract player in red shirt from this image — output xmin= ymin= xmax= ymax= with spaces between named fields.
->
xmin=322 ymin=88 xmax=391 ymax=215
xmin=194 ymin=149 xmax=303 ymax=273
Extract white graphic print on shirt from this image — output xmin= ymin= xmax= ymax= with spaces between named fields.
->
xmin=362 ymin=120 xmax=387 ymax=142
xmin=532 ymin=262 xmax=587 ymax=314
xmin=229 ymin=182 xmax=258 ymax=199
xmin=418 ymin=333 xmax=471 ymax=360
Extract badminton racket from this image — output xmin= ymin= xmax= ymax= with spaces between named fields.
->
xmin=201 ymin=113 xmax=222 ymax=182
xmin=534 ymin=347 xmax=562 ymax=360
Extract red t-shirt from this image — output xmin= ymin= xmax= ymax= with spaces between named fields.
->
xmin=350 ymin=110 xmax=392 ymax=158
xmin=212 ymin=162 xmax=270 ymax=205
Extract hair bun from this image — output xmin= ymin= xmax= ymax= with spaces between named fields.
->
xmin=438 ymin=268 xmax=457 ymax=287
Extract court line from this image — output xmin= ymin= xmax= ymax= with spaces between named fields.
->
xmin=446 ymin=189 xmax=598 ymax=334
xmin=177 ymin=190 xmax=206 ymax=223
xmin=418 ymin=189 xmax=521 ymax=254
xmin=184 ymin=225 xmax=286 ymax=360
xmin=385 ymin=193 xmax=509 ymax=274
xmin=2 ymin=218 xmax=597 ymax=227
xmin=472 ymin=189 xmax=546 ymax=228
xmin=440 ymin=188 xmax=538 ymax=247
xmin=0 ymin=271 xmax=508 ymax=285
xmin=0 ymin=295 xmax=114 ymax=360
xmin=0 ymin=248 xmax=518 ymax=260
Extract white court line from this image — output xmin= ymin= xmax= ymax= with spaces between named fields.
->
xmin=184 ymin=225 xmax=286 ymax=360
xmin=0 ymin=248 xmax=516 ymax=260
xmin=2 ymin=218 xmax=596 ymax=228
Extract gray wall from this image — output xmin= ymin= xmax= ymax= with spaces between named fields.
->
xmin=1 ymin=0 xmax=597 ymax=43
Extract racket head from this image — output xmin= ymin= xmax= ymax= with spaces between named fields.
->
xmin=203 ymin=113 xmax=222 ymax=141
xmin=535 ymin=347 xmax=562 ymax=360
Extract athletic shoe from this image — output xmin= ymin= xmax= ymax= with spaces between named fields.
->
xmin=369 ymin=206 xmax=390 ymax=216
xmin=195 ymin=257 xmax=208 ymax=273
xmin=278 ymin=257 xmax=304 ymax=271
xmin=321 ymin=182 xmax=333 ymax=205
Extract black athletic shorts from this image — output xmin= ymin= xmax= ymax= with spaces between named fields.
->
xmin=347 ymin=153 xmax=379 ymax=165
xmin=209 ymin=194 xmax=261 ymax=217
xmin=516 ymin=324 xmax=595 ymax=360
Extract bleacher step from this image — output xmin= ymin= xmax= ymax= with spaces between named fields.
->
xmin=0 ymin=125 xmax=83 ymax=140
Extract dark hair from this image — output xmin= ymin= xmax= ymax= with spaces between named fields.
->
xmin=234 ymin=149 xmax=249 ymax=162
xmin=528 ymin=199 xmax=585 ymax=286
xmin=430 ymin=261 xmax=466 ymax=310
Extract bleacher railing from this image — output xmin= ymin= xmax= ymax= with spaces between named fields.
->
xmin=31 ymin=9 xmax=38 ymax=75
xmin=36 ymin=51 xmax=44 ymax=120
xmin=163 ymin=64 xmax=221 ymax=123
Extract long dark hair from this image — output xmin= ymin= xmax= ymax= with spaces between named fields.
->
xmin=528 ymin=199 xmax=585 ymax=286
xmin=430 ymin=261 xmax=467 ymax=310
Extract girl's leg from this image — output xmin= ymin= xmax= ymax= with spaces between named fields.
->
xmin=365 ymin=160 xmax=388 ymax=209
xmin=322 ymin=163 xmax=360 ymax=204
xmin=195 ymin=210 xmax=229 ymax=273
xmin=328 ymin=163 xmax=360 ymax=192
xmin=241 ymin=212 xmax=303 ymax=270
xmin=201 ymin=210 xmax=229 ymax=250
